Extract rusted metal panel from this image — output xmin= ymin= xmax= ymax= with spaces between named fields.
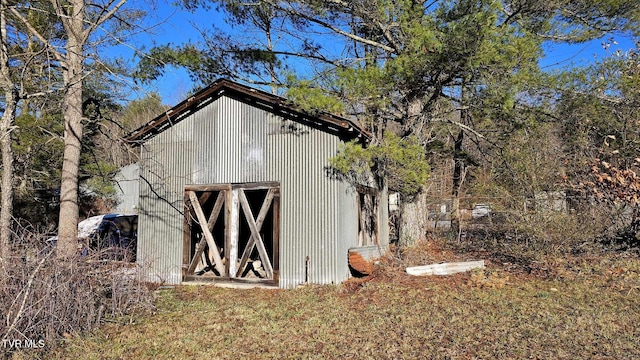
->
xmin=349 ymin=245 xmax=388 ymax=261
xmin=136 ymin=92 xmax=388 ymax=287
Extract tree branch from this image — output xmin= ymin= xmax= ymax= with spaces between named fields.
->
xmin=84 ymin=0 xmax=128 ymax=38
xmin=262 ymin=0 xmax=397 ymax=54
xmin=8 ymin=6 xmax=65 ymax=64
xmin=1 ymin=254 xmax=48 ymax=344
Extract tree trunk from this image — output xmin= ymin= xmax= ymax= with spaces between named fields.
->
xmin=0 ymin=0 xmax=17 ymax=261
xmin=0 ymin=91 xmax=16 ymax=261
xmin=451 ymin=129 xmax=464 ymax=241
xmin=451 ymin=80 xmax=469 ymax=242
xmin=56 ymin=0 xmax=85 ymax=258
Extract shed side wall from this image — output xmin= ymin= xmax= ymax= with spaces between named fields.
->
xmin=137 ymin=119 xmax=193 ymax=284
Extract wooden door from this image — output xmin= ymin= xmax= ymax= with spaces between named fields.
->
xmin=183 ymin=183 xmax=280 ymax=283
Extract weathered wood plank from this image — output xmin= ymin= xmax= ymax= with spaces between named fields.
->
xmin=188 ymin=191 xmax=225 ymax=273
xmin=230 ymin=182 xmax=280 ymax=190
xmin=206 ymin=191 xmax=225 ymax=230
xmin=186 ymin=192 xmax=209 ymax=275
xmin=372 ymin=195 xmax=380 ymax=246
xmin=224 ymin=188 xmax=233 ymax=277
xmin=187 ymin=182 xmax=279 ymax=192
xmin=228 ymin=189 xmax=239 ymax=277
xmin=197 ymin=191 xmax=213 ymax=207
xmin=183 ymin=195 xmax=193 ymax=274
xmin=255 ymin=189 xmax=275 ymax=229
xmin=357 ymin=193 xmax=364 ymax=247
xmin=187 ymin=240 xmax=207 ymax=274
xmin=406 ymin=260 xmax=485 ymax=276
xmin=185 ymin=184 xmax=232 ymax=192
xmin=187 ymin=191 xmax=226 ymax=275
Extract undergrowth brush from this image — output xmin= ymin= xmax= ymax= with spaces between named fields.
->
xmin=1 ymin=230 xmax=155 ymax=359
xmin=46 ymin=237 xmax=640 ymax=359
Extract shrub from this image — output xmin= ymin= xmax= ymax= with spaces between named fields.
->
xmin=0 ymin=229 xmax=154 ymax=358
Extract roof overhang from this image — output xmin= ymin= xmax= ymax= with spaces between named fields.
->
xmin=125 ymin=79 xmax=371 ymax=145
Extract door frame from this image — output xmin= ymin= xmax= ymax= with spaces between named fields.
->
xmin=182 ymin=182 xmax=280 ymax=284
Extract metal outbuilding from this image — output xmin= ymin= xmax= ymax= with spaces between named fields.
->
xmin=126 ymin=79 xmax=389 ymax=288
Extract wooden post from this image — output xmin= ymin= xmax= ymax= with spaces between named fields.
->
xmin=272 ymin=189 xmax=280 ymax=278
xmin=183 ymin=193 xmax=192 ymax=277
xmin=228 ymin=189 xmax=240 ymax=278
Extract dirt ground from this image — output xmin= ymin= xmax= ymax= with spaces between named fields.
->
xmin=343 ymin=235 xmax=639 ymax=293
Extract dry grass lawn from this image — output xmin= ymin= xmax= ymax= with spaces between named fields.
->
xmin=33 ymin=240 xmax=640 ymax=359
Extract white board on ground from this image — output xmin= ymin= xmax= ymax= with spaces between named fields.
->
xmin=406 ymin=260 xmax=485 ymax=276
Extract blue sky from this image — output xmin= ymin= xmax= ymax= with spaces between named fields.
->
xmin=116 ymin=2 xmax=226 ymax=104
xmin=122 ymin=2 xmax=638 ymax=106
xmin=541 ymin=36 xmax=637 ymax=70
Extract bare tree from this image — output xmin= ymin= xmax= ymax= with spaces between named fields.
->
xmin=0 ymin=0 xmax=18 ymax=261
xmin=10 ymin=0 xmax=136 ymax=257
xmin=56 ymin=0 xmax=92 ymax=257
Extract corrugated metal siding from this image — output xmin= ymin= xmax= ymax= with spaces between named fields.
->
xmin=192 ymin=100 xmax=218 ymax=184
xmin=137 ymin=95 xmax=386 ymax=287
xmin=208 ymin=96 xmax=359 ymax=288
xmin=192 ymin=96 xmax=270 ymax=184
xmin=266 ymin=116 xmax=358 ymax=288
xmin=137 ymin=119 xmax=193 ymax=284
xmin=212 ymin=97 xmax=269 ymax=183
xmin=113 ymin=163 xmax=139 ymax=214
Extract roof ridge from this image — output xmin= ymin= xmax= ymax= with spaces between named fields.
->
xmin=125 ymin=79 xmax=370 ymax=144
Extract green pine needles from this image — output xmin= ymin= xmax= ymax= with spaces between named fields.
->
xmin=329 ymin=132 xmax=430 ymax=200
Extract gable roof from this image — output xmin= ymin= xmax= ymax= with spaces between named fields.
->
xmin=125 ymin=78 xmax=371 ymax=144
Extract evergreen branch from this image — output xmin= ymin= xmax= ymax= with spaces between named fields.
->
xmin=8 ymin=6 xmax=65 ymax=64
